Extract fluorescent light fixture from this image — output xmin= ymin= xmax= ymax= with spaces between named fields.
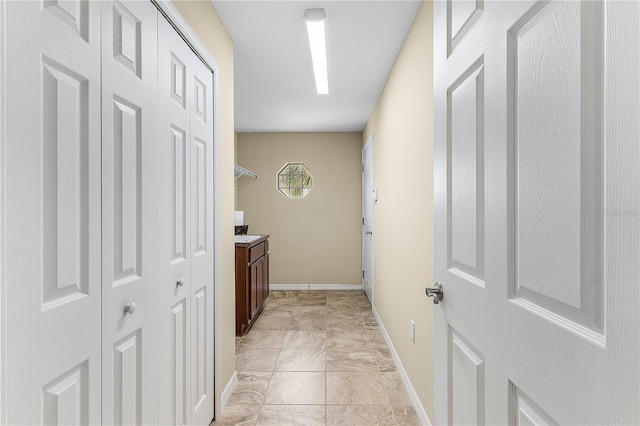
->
xmin=304 ymin=8 xmax=328 ymax=95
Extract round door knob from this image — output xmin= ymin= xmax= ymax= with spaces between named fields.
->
xmin=177 ymin=277 xmax=185 ymax=287
xmin=124 ymin=302 xmax=137 ymax=315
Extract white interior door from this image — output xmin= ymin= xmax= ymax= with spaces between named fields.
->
xmin=434 ymin=1 xmax=640 ymax=424
xmin=2 ymin=1 xmax=102 ymax=424
xmin=158 ymin=14 xmax=215 ymax=426
xmin=434 ymin=1 xmax=640 ymax=425
xmin=101 ymin=1 xmax=159 ymax=424
xmin=362 ymin=136 xmax=374 ymax=303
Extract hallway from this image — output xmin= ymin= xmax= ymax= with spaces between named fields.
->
xmin=214 ymin=291 xmax=423 ymax=425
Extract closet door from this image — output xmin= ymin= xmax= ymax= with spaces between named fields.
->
xmin=158 ymin=14 xmax=193 ymax=426
xmin=101 ymin=1 xmax=159 ymax=424
xmin=158 ymin=14 xmax=215 ymax=426
xmin=2 ymin=1 xmax=102 ymax=424
xmin=189 ymin=32 xmax=215 ymax=426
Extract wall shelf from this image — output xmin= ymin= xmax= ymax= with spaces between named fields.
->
xmin=234 ymin=164 xmax=258 ymax=180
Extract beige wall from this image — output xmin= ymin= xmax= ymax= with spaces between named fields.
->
xmin=234 ymin=131 xmax=239 ymax=209
xmin=237 ymin=132 xmax=362 ymax=285
xmin=364 ymin=2 xmax=435 ymax=419
xmin=171 ymin=0 xmax=237 ymax=401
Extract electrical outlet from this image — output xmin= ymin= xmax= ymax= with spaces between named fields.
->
xmin=410 ymin=320 xmax=416 ymax=343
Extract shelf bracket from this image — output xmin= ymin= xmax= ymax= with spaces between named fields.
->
xmin=234 ymin=164 xmax=258 ymax=180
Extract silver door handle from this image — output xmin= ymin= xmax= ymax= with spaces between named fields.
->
xmin=124 ymin=302 xmax=137 ymax=315
xmin=177 ymin=277 xmax=185 ymax=287
xmin=425 ymin=282 xmax=443 ymax=304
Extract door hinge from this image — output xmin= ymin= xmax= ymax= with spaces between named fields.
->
xmin=362 ymin=217 xmax=365 ymax=225
xmin=362 ymin=164 xmax=365 ymax=173
xmin=363 ymin=270 xmax=365 ymax=278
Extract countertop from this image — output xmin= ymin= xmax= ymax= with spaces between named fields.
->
xmin=234 ymin=234 xmax=269 ymax=247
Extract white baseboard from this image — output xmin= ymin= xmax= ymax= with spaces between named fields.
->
xmin=372 ymin=306 xmax=432 ymax=426
xmin=220 ymin=371 xmax=238 ymax=411
xmin=270 ymin=283 xmax=363 ymax=291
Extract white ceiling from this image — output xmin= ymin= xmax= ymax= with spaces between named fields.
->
xmin=212 ymin=1 xmax=422 ymax=133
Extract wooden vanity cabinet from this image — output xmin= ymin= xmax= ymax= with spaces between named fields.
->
xmin=235 ymin=235 xmax=270 ymax=336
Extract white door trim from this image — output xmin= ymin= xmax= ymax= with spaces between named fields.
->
xmin=152 ymin=1 xmax=223 ymax=418
xmin=0 ymin=2 xmax=5 ymax=422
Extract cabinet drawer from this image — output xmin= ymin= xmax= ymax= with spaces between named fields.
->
xmin=249 ymin=242 xmax=266 ymax=263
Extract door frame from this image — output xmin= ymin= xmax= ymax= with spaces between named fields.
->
xmin=153 ymin=1 xmax=223 ymax=418
xmin=362 ymin=135 xmax=374 ymax=304
xmin=0 ymin=2 xmax=5 ymax=422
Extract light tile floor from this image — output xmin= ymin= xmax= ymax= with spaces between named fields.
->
xmin=212 ymin=290 xmax=423 ymax=426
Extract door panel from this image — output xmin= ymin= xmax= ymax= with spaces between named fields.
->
xmin=193 ymin=287 xmax=207 ymax=408
xmin=448 ymin=0 xmax=483 ymax=55
xmin=264 ymin=253 xmax=270 ymax=301
xmin=450 ymin=329 xmax=485 ymax=426
xmin=113 ymin=1 xmax=143 ymax=78
xmin=101 ymin=1 xmax=159 ymax=424
xmin=43 ymin=0 xmax=89 ymax=42
xmin=112 ymin=330 xmax=142 ymax=425
xmin=510 ymin=1 xmax=604 ymax=333
xmin=171 ymin=300 xmax=188 ymax=426
xmin=511 ymin=385 xmax=556 ymax=426
xmin=434 ymin=1 xmax=640 ymax=424
xmin=172 ymin=126 xmax=188 ymax=262
xmin=448 ymin=58 xmax=484 ymax=282
xmin=250 ymin=262 xmax=259 ymax=318
xmin=257 ymin=257 xmax=265 ymax=309
xmin=3 ymin=1 xmax=102 ymax=423
xmin=41 ymin=58 xmax=91 ymax=305
xmin=193 ymin=138 xmax=208 ymax=255
xmin=111 ymin=98 xmax=143 ymax=285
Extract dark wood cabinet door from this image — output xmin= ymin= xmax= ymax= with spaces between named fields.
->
xmin=250 ymin=260 xmax=259 ymax=319
xmin=263 ymin=253 xmax=270 ymax=303
xmin=255 ymin=257 xmax=264 ymax=315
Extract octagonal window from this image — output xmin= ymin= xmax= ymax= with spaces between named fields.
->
xmin=277 ymin=162 xmax=313 ymax=199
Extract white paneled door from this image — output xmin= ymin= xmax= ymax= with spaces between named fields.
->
xmin=434 ymin=1 xmax=639 ymax=424
xmin=3 ymin=0 xmax=103 ymax=423
xmin=101 ymin=1 xmax=159 ymax=424
xmin=158 ymin=14 xmax=215 ymax=426
xmin=362 ymin=136 xmax=374 ymax=304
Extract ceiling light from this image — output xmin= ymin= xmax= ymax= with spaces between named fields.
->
xmin=304 ymin=8 xmax=328 ymax=95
